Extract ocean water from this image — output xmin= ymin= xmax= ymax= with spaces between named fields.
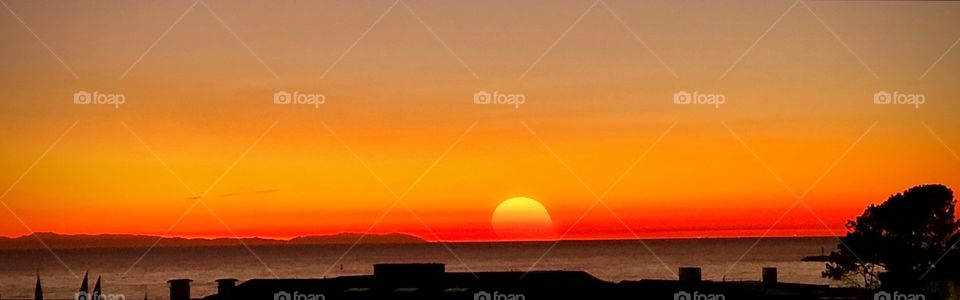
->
xmin=0 ymin=237 xmax=840 ymax=299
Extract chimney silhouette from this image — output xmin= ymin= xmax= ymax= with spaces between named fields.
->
xmin=762 ymin=267 xmax=778 ymax=286
xmin=678 ymin=267 xmax=702 ymax=282
xmin=215 ymin=279 xmax=238 ymax=298
xmin=168 ymin=279 xmax=192 ymax=300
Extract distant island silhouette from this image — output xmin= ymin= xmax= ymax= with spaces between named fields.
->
xmin=0 ymin=232 xmax=426 ymax=250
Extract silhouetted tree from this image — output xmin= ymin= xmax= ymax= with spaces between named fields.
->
xmin=926 ymin=233 xmax=960 ymax=280
xmin=823 ymin=184 xmax=958 ymax=288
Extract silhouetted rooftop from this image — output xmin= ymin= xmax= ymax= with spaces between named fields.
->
xmin=189 ymin=263 xmax=872 ymax=300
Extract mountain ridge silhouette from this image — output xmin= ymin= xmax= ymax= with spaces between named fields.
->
xmin=0 ymin=232 xmax=426 ymax=250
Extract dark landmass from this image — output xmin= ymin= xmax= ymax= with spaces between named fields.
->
xmin=0 ymin=232 xmax=426 ymax=250
xmin=800 ymin=255 xmax=831 ymax=262
xmin=0 ymin=233 xmax=839 ymax=251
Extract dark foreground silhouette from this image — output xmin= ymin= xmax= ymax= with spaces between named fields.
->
xmin=824 ymin=184 xmax=960 ymax=290
xmin=159 ymin=263 xmax=873 ymax=300
xmin=35 ymin=262 xmax=946 ymax=300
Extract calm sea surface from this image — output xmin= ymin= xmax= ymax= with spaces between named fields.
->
xmin=0 ymin=237 xmax=840 ymax=299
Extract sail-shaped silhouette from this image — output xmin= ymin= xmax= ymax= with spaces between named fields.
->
xmin=93 ymin=275 xmax=101 ymax=300
xmin=78 ymin=272 xmax=89 ymax=300
xmin=34 ymin=273 xmax=42 ymax=300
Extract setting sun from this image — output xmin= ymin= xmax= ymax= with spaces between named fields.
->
xmin=492 ymin=197 xmax=556 ymax=241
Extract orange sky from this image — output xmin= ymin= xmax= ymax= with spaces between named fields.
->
xmin=0 ymin=0 xmax=958 ymax=241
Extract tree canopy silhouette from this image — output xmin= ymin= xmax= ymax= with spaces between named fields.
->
xmin=823 ymin=184 xmax=959 ymax=288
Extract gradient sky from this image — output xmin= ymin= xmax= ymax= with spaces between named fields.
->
xmin=0 ymin=0 xmax=958 ymax=241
